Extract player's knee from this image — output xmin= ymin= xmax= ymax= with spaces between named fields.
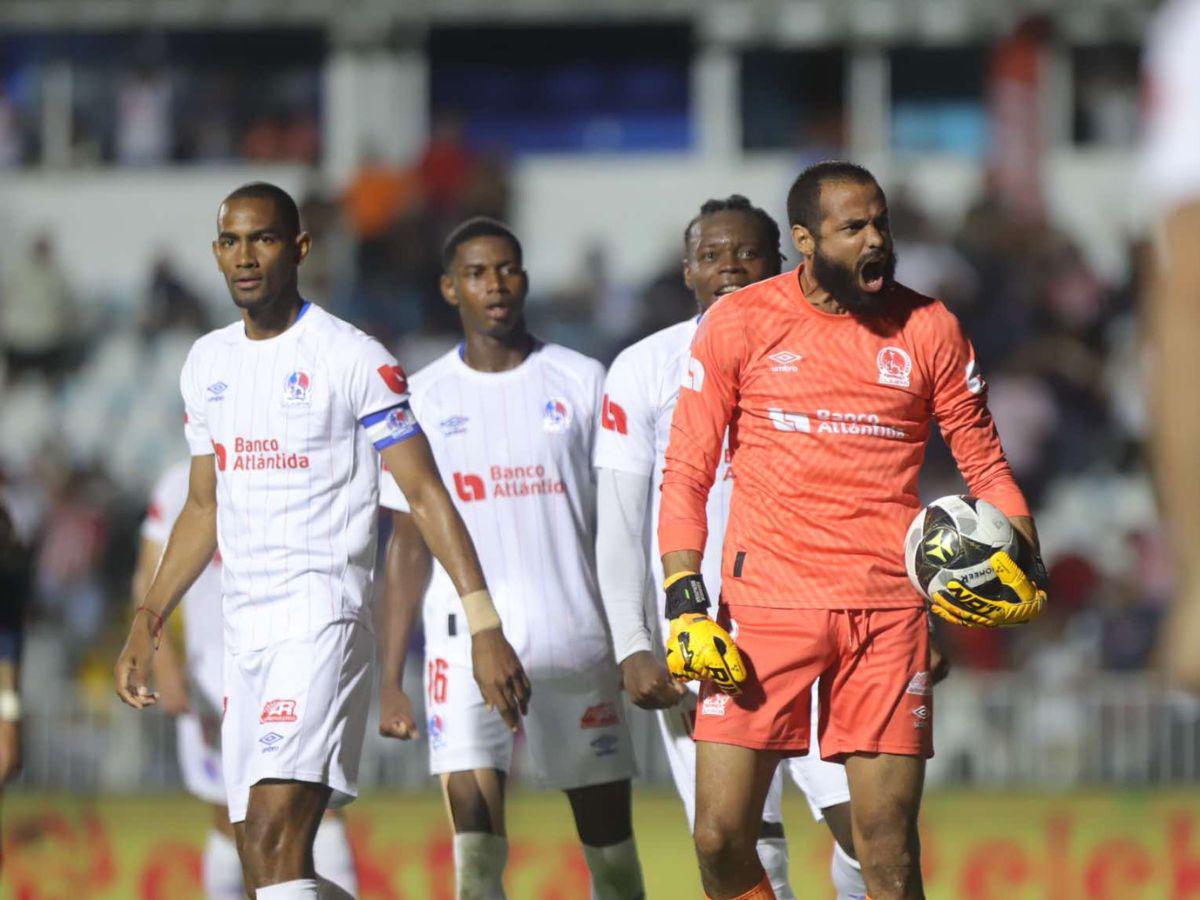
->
xmin=240 ymin=813 xmax=306 ymax=880
xmin=852 ymin=801 xmax=917 ymax=870
xmin=693 ymin=819 xmax=755 ymax=874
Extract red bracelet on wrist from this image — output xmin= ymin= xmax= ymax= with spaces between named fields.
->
xmin=134 ymin=605 xmax=164 ymax=636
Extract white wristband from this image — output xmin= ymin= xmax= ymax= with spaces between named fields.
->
xmin=461 ymin=590 xmax=502 ymax=636
xmin=0 ymin=689 xmax=21 ymax=722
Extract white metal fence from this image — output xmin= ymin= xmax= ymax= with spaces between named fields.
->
xmin=11 ymin=668 xmax=1200 ymax=796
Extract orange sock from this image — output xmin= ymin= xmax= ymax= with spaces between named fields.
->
xmin=705 ymin=873 xmax=776 ymax=900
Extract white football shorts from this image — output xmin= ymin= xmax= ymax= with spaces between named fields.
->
xmin=424 ymin=653 xmax=636 ymax=790
xmin=222 ymin=620 xmax=373 ymax=823
xmin=659 ymin=681 xmax=850 ymax=827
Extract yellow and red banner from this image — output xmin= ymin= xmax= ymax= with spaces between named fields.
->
xmin=3 ymin=789 xmax=1199 ymax=898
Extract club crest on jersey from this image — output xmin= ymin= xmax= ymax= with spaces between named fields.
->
xmin=283 ymin=371 xmax=312 ymax=404
xmin=542 ymin=398 xmax=572 ymax=433
xmin=876 ymin=346 xmax=912 ymax=388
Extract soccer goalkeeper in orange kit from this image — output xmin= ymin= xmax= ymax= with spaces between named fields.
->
xmin=657 ymin=162 xmax=1048 ymax=900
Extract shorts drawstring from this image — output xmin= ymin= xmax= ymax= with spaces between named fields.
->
xmin=845 ymin=610 xmax=867 ymax=654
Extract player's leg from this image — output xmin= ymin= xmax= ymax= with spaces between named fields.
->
xmin=690 ymin=604 xmax=833 ymax=899
xmin=176 ymin=710 xmax=245 ymax=898
xmin=313 ymin=810 xmax=358 ymax=899
xmin=203 ymin=804 xmax=245 ymax=899
xmin=693 ymin=741 xmax=782 ymax=899
xmin=442 ymin=768 xmax=509 ymax=900
xmin=240 ymin=778 xmax=331 ymax=894
xmin=756 ymin=769 xmax=795 ymax=900
xmin=843 ymin=754 xmax=924 ymax=899
xmin=660 ymin=699 xmax=794 ymax=898
xmin=784 ymin=683 xmax=866 ymax=900
xmin=821 ymin=609 xmax=933 ymax=900
xmin=526 ymin=667 xmax=642 ymax=899
xmin=427 ymin=651 xmax=515 ymax=899
xmin=564 ymin=779 xmax=644 ymax=899
xmin=224 ymin=621 xmax=374 ymax=897
xmin=820 ymin=804 xmax=867 ymax=900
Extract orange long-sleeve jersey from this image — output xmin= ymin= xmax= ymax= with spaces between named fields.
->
xmin=658 ymin=267 xmax=1029 ymax=610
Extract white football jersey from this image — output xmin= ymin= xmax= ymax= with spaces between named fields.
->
xmin=379 ymin=343 xmax=611 ymax=678
xmin=1143 ymin=0 xmax=1200 ymax=211
xmin=181 ymin=302 xmax=420 ymax=653
xmin=141 ymin=459 xmax=224 ymax=710
xmin=594 ymin=317 xmax=733 ymax=635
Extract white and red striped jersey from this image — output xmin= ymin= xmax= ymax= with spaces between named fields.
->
xmin=181 ymin=302 xmax=420 ymax=652
xmin=379 ymin=342 xmax=611 ymax=678
xmin=141 ymin=459 xmax=224 ymax=709
xmin=593 ymin=316 xmax=733 ymax=627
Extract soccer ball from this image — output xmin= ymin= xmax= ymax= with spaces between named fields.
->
xmin=904 ymin=495 xmax=1033 ymax=605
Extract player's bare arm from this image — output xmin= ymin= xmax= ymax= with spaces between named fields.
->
xmin=115 ymin=453 xmax=218 ymax=709
xmin=379 ymin=435 xmax=531 ymax=729
xmin=130 ymin=536 xmax=191 ymax=715
xmin=1152 ymin=201 xmax=1200 ymax=690
xmin=379 ymin=510 xmax=432 ymax=740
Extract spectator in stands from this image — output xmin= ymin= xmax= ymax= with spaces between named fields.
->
xmin=115 ymin=65 xmax=173 ymax=166
xmin=141 ymin=257 xmax=210 ymax=336
xmin=419 ymin=112 xmax=474 ymax=214
xmin=1 ymin=234 xmax=76 ymax=383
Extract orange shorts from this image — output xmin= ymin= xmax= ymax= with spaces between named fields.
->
xmin=692 ymin=604 xmax=933 ymax=761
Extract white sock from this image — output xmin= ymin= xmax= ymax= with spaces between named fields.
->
xmin=453 ymin=832 xmax=508 ymax=900
xmin=831 ymin=841 xmax=867 ymax=900
xmin=313 ymin=817 xmax=358 ymax=898
xmin=756 ymin=836 xmax=795 ymax=900
xmin=203 ymin=829 xmax=245 ymax=898
xmin=581 ymin=836 xmax=645 ymax=899
xmin=256 ymin=880 xmax=319 ymax=899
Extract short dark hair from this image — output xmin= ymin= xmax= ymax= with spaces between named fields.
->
xmin=441 ymin=216 xmax=523 ymax=272
xmin=785 ymin=161 xmax=877 ymax=234
xmin=684 ymin=194 xmax=781 ymax=260
xmin=220 ymin=182 xmax=301 ymax=236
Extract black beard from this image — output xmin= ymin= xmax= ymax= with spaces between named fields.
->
xmin=811 ymin=246 xmax=896 ymax=317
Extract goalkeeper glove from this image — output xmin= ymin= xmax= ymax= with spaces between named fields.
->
xmin=930 ymin=550 xmax=1047 ymax=628
xmin=663 ymin=571 xmax=747 ymax=695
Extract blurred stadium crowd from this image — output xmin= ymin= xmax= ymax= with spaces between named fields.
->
xmin=0 ymin=11 xmax=1172 ymax=791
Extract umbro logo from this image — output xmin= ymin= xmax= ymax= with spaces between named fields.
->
xmin=207 ymin=382 xmax=228 ymax=401
xmin=769 ymin=350 xmax=802 ymax=372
